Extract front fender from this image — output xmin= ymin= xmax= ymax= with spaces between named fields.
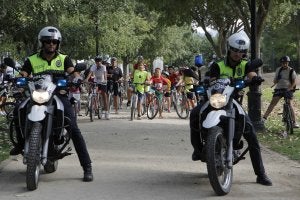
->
xmin=202 ymin=110 xmax=227 ymax=129
xmin=28 ymin=105 xmax=47 ymax=121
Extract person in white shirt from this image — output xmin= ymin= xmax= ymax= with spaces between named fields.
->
xmin=85 ymin=56 xmax=109 ymax=119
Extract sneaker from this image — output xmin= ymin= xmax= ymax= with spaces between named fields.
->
xmin=293 ymin=122 xmax=299 ymax=128
xmin=105 ymin=112 xmax=110 ymax=120
xmin=256 ymin=174 xmax=272 ymax=186
xmin=101 ymin=112 xmax=105 ymax=119
xmin=137 ymin=114 xmax=142 ymax=120
xmin=126 ymin=101 xmax=131 ymax=107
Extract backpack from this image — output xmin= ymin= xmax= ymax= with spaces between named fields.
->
xmin=277 ymin=67 xmax=296 ymax=89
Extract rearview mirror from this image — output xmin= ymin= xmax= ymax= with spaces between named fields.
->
xmin=248 ymin=58 xmax=263 ymax=70
xmin=3 ymin=57 xmax=16 ymax=69
xmin=74 ymin=63 xmax=87 ymax=72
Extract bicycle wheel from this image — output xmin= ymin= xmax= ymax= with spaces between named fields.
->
xmin=3 ymin=102 xmax=15 ymax=115
xmin=3 ymin=102 xmax=15 ymax=121
xmin=141 ymin=94 xmax=146 ymax=116
xmin=283 ymin=103 xmax=293 ymax=135
xmin=89 ymin=96 xmax=94 ymax=122
xmin=97 ymin=95 xmax=103 ymax=119
xmin=130 ymin=94 xmax=137 ymax=121
xmin=147 ymin=96 xmax=159 ymax=120
xmin=108 ymin=93 xmax=113 ymax=113
xmin=175 ymin=93 xmax=190 ymax=119
xmin=85 ymin=96 xmax=91 ymax=116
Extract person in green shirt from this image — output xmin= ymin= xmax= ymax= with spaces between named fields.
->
xmin=132 ymin=62 xmax=150 ymax=119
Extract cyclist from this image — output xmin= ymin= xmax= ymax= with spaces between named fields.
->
xmin=131 ymin=61 xmax=150 ymax=120
xmin=189 ymin=31 xmax=272 ymax=186
xmin=10 ymin=26 xmax=93 ymax=182
xmin=127 ymin=55 xmax=147 ymax=107
xmin=150 ymin=68 xmax=171 ymax=118
xmin=262 ymin=55 xmax=299 ymax=128
xmin=107 ymin=57 xmax=123 ymax=114
xmin=85 ymin=56 xmax=109 ymax=120
xmin=161 ymin=71 xmax=172 ymax=113
xmin=175 ymin=66 xmax=199 ymax=109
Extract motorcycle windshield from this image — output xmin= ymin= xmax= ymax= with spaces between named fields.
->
xmin=29 ymin=74 xmax=56 ymax=95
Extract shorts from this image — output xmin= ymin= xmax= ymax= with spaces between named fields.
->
xmin=273 ymin=89 xmax=293 ymax=99
xmin=97 ymin=84 xmax=107 ymax=93
xmin=164 ymin=91 xmax=170 ymax=97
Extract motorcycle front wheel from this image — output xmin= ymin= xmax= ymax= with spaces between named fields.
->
xmin=206 ymin=126 xmax=232 ymax=196
xmin=26 ymin=122 xmax=42 ymax=191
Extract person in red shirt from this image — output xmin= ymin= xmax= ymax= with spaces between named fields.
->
xmin=150 ymin=68 xmax=171 ymax=118
xmin=167 ymin=66 xmax=180 ymax=87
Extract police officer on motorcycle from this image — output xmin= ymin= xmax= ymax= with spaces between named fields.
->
xmin=190 ymin=31 xmax=272 ymax=186
xmin=10 ymin=26 xmax=93 ymax=182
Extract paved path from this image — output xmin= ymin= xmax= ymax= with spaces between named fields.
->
xmin=0 ymin=107 xmax=300 ymax=200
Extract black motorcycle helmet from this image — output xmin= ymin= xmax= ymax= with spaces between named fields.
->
xmin=280 ymin=55 xmax=290 ymax=62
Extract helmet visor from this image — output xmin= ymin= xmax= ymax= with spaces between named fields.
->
xmin=229 ymin=46 xmax=247 ymax=54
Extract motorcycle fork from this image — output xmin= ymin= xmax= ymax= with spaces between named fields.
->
xmin=41 ymin=105 xmax=55 ymax=165
xmin=226 ymin=100 xmax=235 ymax=169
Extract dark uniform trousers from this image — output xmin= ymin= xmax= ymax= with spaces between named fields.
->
xmin=190 ymin=104 xmax=265 ymax=176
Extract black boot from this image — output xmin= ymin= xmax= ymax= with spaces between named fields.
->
xmin=83 ymin=165 xmax=93 ymax=182
xmin=256 ymin=174 xmax=272 ymax=186
xmin=9 ymin=145 xmax=23 ymax=156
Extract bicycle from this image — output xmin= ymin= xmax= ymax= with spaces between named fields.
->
xmin=278 ymin=89 xmax=299 ymax=135
xmin=146 ymin=87 xmax=161 ymax=120
xmin=130 ymin=83 xmax=146 ymax=121
xmin=173 ymin=85 xmax=190 ymax=119
xmin=84 ymin=82 xmax=101 ymax=121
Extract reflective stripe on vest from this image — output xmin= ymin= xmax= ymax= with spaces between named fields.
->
xmin=218 ymin=60 xmax=247 ymax=79
xmin=28 ymin=53 xmax=67 ymax=75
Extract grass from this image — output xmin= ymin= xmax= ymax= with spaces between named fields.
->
xmin=256 ymin=85 xmax=300 ymax=161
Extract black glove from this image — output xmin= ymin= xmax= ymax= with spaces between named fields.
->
xmin=251 ymin=76 xmax=264 ymax=85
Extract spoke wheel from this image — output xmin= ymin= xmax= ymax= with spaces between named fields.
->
xmin=147 ymin=96 xmax=159 ymax=120
xmin=174 ymin=94 xmax=189 ymax=119
xmin=206 ymin=126 xmax=232 ymax=196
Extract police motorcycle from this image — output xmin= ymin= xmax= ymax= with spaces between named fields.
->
xmin=11 ymin=63 xmax=86 ymax=191
xmin=198 ymin=61 xmax=263 ymax=195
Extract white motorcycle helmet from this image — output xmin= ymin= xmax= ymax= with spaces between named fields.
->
xmin=227 ymin=31 xmax=249 ymax=52
xmin=38 ymin=26 xmax=62 ymax=49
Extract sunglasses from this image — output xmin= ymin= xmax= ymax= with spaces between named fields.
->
xmin=43 ymin=39 xmax=59 ymax=45
xmin=230 ymin=47 xmax=247 ymax=53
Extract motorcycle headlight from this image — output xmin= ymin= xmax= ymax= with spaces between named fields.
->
xmin=209 ymin=93 xmax=226 ymax=109
xmin=32 ymin=90 xmax=50 ymax=104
